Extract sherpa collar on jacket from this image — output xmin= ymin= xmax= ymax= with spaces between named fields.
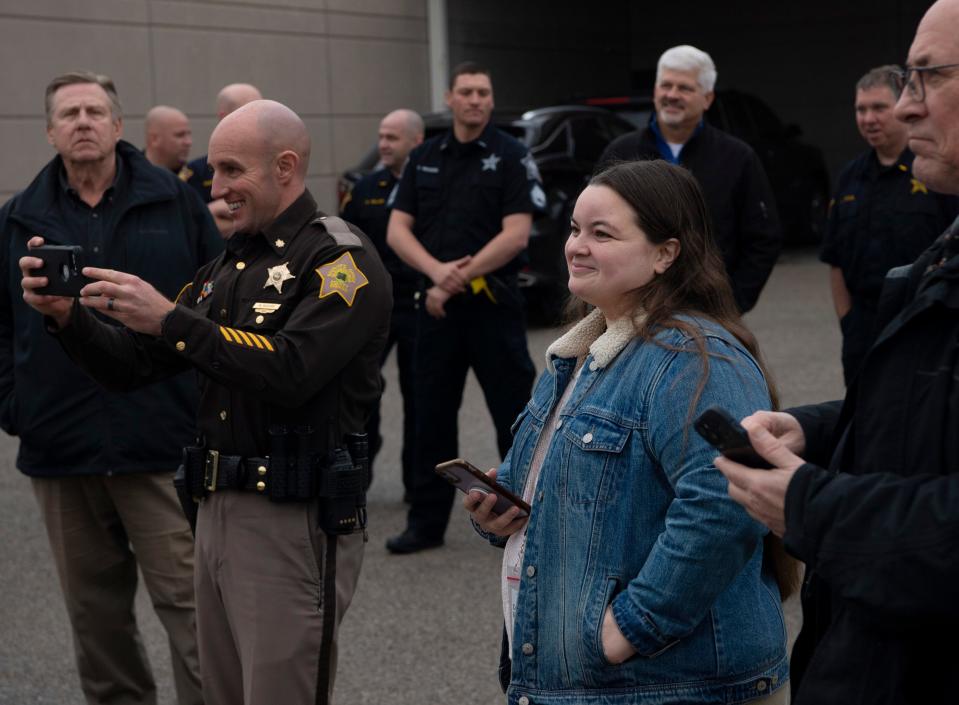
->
xmin=545 ymin=308 xmax=644 ymax=373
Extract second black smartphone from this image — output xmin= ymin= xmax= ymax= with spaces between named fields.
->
xmin=30 ymin=245 xmax=91 ymax=297
xmin=694 ymin=407 xmax=773 ymax=469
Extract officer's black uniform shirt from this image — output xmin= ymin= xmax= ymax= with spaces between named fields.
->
xmin=340 ymin=166 xmax=418 ymax=300
xmin=390 ymin=121 xmax=543 ymax=276
xmin=183 ymin=154 xmax=214 ymax=203
xmin=821 ymin=148 xmax=959 ymax=306
xmin=57 ymin=190 xmax=393 ymax=459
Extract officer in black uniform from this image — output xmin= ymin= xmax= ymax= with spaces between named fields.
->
xmin=821 ymin=65 xmax=958 ymax=384
xmin=340 ymin=108 xmax=423 ymax=494
xmin=20 ymin=99 xmax=391 ymax=705
xmin=385 ymin=62 xmax=543 ymax=553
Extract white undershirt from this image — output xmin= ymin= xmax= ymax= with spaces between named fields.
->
xmin=501 ymin=359 xmax=585 ymax=652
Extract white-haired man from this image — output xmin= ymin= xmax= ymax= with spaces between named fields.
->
xmin=599 ymin=45 xmax=782 ymax=313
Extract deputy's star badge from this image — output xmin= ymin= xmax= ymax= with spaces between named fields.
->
xmin=481 ymin=154 xmax=500 ymax=172
xmin=265 ymin=262 xmax=295 ymax=294
xmin=911 ymin=178 xmax=929 ymax=195
xmin=315 ymin=252 xmax=369 ymax=306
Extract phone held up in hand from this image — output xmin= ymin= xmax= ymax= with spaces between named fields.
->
xmin=30 ymin=245 xmax=92 ymax=297
xmin=694 ymin=407 xmax=773 ymax=469
xmin=435 ymin=458 xmax=531 ymax=518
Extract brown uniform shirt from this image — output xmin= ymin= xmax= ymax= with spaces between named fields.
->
xmin=58 ymin=189 xmax=392 ymax=458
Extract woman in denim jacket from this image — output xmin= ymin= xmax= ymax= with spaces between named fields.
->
xmin=465 ymin=161 xmax=794 ymax=704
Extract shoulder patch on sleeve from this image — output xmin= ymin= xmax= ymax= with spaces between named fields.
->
xmin=311 ymin=214 xmax=364 ymax=250
xmin=315 ymin=251 xmax=369 ymax=306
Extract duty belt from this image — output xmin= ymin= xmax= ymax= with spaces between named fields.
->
xmin=185 ymin=448 xmax=272 ymax=495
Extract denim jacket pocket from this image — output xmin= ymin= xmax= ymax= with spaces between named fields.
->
xmin=561 ymin=412 xmax=632 ymax=504
xmin=563 ymin=412 xmax=631 ymax=453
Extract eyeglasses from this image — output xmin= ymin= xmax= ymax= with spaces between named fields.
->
xmin=892 ymin=63 xmax=959 ymax=102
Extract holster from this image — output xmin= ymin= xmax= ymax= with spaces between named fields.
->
xmin=173 ymin=463 xmax=198 ymax=536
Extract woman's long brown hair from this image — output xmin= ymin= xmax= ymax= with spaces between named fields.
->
xmin=566 ymin=160 xmax=800 ymax=600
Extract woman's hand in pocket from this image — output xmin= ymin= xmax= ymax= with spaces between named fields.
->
xmin=601 ymin=606 xmax=636 ymax=664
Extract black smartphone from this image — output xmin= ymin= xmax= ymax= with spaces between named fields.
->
xmin=435 ymin=458 xmax=531 ymax=518
xmin=694 ymin=407 xmax=773 ymax=469
xmin=30 ymin=245 xmax=91 ymax=297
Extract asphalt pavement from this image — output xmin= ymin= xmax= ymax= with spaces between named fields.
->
xmin=0 ymin=246 xmax=842 ymax=704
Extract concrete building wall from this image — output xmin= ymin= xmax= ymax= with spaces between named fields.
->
xmin=0 ymin=0 xmax=431 ymax=210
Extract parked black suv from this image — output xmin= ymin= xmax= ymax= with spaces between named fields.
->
xmin=337 ymin=106 xmax=636 ymax=318
xmin=580 ymin=91 xmax=831 ymax=245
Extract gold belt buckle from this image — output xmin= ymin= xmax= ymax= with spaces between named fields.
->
xmin=204 ymin=450 xmax=220 ymax=492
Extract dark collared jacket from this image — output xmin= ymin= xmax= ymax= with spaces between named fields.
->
xmin=0 ymin=140 xmax=221 ymax=477
xmin=57 ymin=190 xmax=392 ymax=459
xmin=783 ymin=218 xmax=959 ymax=705
xmin=599 ymin=122 xmax=782 ymax=313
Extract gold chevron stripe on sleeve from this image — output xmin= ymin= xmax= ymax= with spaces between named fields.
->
xmin=254 ymin=334 xmax=275 ymax=352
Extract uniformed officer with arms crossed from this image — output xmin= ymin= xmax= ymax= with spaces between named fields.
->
xmin=821 ymin=64 xmax=958 ymax=385
xmin=386 ymin=61 xmax=542 ymax=553
xmin=20 ymin=99 xmax=392 ymax=705
xmin=340 ymin=108 xmax=423 ymax=495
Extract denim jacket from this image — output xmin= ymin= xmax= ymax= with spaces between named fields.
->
xmin=489 ymin=311 xmax=788 ymax=705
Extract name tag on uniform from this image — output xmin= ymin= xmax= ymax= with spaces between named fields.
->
xmin=252 ymin=302 xmax=282 ymax=314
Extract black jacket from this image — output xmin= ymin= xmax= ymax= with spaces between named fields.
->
xmin=783 ymin=218 xmax=959 ymax=704
xmin=0 ymin=140 xmax=222 ymax=476
xmin=599 ymin=123 xmax=782 ymax=312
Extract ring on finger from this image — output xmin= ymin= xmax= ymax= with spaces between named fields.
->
xmin=107 ymin=297 xmax=116 ymax=312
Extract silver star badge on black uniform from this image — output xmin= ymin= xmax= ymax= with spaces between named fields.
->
xmin=265 ymin=262 xmax=295 ymax=294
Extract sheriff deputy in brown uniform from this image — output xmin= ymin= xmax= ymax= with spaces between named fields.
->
xmin=20 ymin=99 xmax=392 ymax=705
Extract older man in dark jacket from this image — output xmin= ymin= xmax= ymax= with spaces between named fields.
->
xmin=597 ymin=45 xmax=782 ymax=313
xmin=716 ymin=3 xmax=959 ymax=702
xmin=0 ymin=71 xmax=220 ymax=705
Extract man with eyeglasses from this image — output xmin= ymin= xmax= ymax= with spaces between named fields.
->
xmin=713 ymin=1 xmax=959 ymax=702
xmin=820 ymin=64 xmax=958 ymax=386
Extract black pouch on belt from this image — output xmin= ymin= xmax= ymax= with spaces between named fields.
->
xmin=173 ymin=463 xmax=198 ymax=536
xmin=318 ymin=435 xmax=368 ymax=535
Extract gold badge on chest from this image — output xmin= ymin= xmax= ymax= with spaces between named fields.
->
xmin=264 ymin=262 xmax=295 ymax=294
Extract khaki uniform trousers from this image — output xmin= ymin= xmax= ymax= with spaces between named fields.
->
xmin=32 ymin=472 xmax=202 ymax=705
xmin=195 ymin=491 xmax=364 ymax=705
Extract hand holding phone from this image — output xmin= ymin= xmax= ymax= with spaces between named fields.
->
xmin=29 ymin=245 xmax=92 ymax=297
xmin=694 ymin=407 xmax=773 ymax=469
xmin=436 ymin=458 xmax=530 ymax=518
